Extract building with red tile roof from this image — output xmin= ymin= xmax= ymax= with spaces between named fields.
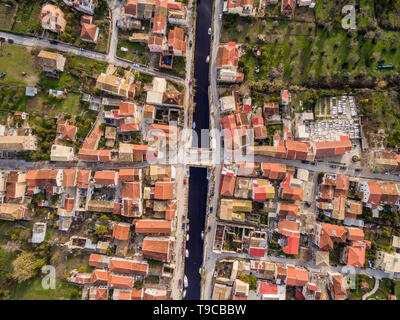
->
xmin=278 ymin=220 xmax=300 ymax=238
xmin=279 ymin=186 xmax=303 ymax=201
xmin=135 ymin=219 xmax=172 ymax=234
xmin=154 ymin=180 xmax=174 ymax=200
xmin=62 ymin=169 xmax=77 ymax=187
xmin=80 ymin=23 xmax=99 ymax=43
xmin=88 ymin=254 xmax=110 ymax=268
xmin=263 ymin=102 xmax=279 ymax=117
xmin=57 ymin=120 xmax=77 ymax=142
xmin=278 ymin=202 xmax=299 ymax=219
xmin=94 ymin=171 xmax=119 ymax=186
xmin=77 ymin=170 xmax=90 ymax=188
xmin=26 ymin=169 xmax=62 ymax=187
xmin=346 ymin=227 xmax=364 ymax=241
xmin=152 ymin=13 xmax=167 ymax=34
xmin=142 ymin=236 xmax=174 ymax=262
xmin=119 ymin=169 xmax=141 ymax=182
xmin=254 ymin=125 xmax=267 ymax=140
xmin=283 ymin=236 xmax=299 ymax=255
xmin=314 ymin=223 xmax=347 ymax=251
xmin=286 ymin=266 xmax=308 ymax=287
xmin=281 ymin=0 xmax=295 ymax=17
xmin=167 ymin=26 xmax=186 ymax=56
xmin=313 ymin=139 xmax=352 ymax=157
xmin=261 ymin=163 xmax=287 ymax=180
xmin=109 ymin=258 xmax=149 ymax=276
xmin=120 ymin=181 xmax=142 ymax=200
xmin=285 ymin=140 xmax=309 ymax=160
xmin=334 ymin=174 xmax=349 ymax=197
xmin=112 ymin=223 xmax=130 ymax=241
xmin=108 ymin=274 xmax=134 ymax=289
xmin=344 ymin=241 xmax=366 ymax=268
xmin=119 ymin=101 xmax=137 ymax=117
xmin=90 ymin=269 xmax=109 ymax=286
xmin=328 ymin=272 xmax=346 ymax=300
xmin=219 ymin=170 xmax=236 ymax=197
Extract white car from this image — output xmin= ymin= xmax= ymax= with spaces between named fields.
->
xmin=185 ymin=249 xmax=189 ymax=258
xmin=186 ymin=234 xmax=189 ymax=241
xmin=208 ymin=27 xmax=211 ymax=35
xmin=184 ymin=275 xmax=188 ymax=288
xmin=183 ymin=289 xmax=187 ymax=298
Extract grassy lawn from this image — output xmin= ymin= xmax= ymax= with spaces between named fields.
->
xmin=117 ymin=40 xmax=149 ymax=65
xmin=11 ymin=0 xmax=42 ymax=35
xmin=0 ymin=0 xmax=17 ymax=30
xmin=68 ymin=55 xmax=107 ymax=76
xmin=349 ymin=274 xmax=375 ymax=300
xmin=0 ymin=245 xmax=14 ymax=280
xmin=14 ymin=277 xmax=80 ymax=300
xmin=0 ymin=44 xmax=39 ymax=86
xmin=38 ymin=73 xmax=81 ymax=91
xmin=240 ymin=24 xmax=400 ymax=87
xmin=66 ymin=254 xmax=92 ymax=273
xmin=0 ymin=85 xmax=27 ymax=111
xmin=161 ymin=56 xmax=186 ymax=78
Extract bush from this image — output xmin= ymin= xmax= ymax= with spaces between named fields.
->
xmin=239 ymin=274 xmax=257 ymax=290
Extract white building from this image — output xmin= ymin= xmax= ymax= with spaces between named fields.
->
xmin=63 ymin=0 xmax=98 ymax=15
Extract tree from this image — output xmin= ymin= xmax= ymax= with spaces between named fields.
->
xmin=94 ymin=225 xmax=108 ymax=236
xmin=239 ymin=274 xmax=257 ymax=290
xmin=12 ymin=252 xmax=37 ymax=283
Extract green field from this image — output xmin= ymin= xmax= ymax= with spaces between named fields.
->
xmin=14 ymin=277 xmax=80 ymax=300
xmin=11 ymin=0 xmax=42 ymax=35
xmin=38 ymin=73 xmax=80 ymax=91
xmin=0 ymin=44 xmax=39 ymax=86
xmin=117 ymin=40 xmax=149 ymax=65
xmin=0 ymin=1 xmax=17 ymax=30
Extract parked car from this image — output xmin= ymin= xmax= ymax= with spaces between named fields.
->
xmin=185 ymin=249 xmax=189 ymax=258
xmin=181 ymin=222 xmax=185 ymax=230
xmin=184 ymin=178 xmax=187 ymax=185
xmin=186 ymin=224 xmax=189 ymax=232
xmin=50 ymin=40 xmax=58 ymax=45
xmin=330 ymin=165 xmax=337 ymax=168
xmin=0 ymin=37 xmax=5 ymax=42
xmin=0 ymin=72 xmax=5 ymax=78
xmin=7 ymin=38 xmax=13 ymax=43
xmin=189 ymin=40 xmax=192 ymax=47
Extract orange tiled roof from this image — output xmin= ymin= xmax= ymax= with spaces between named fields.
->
xmin=112 ymin=223 xmax=130 ymax=240
xmin=135 ymin=220 xmax=172 ymax=234
xmin=63 ymin=169 xmax=77 ymax=187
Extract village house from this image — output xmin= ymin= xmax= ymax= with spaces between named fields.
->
xmin=281 ymin=0 xmax=295 ymax=17
xmin=63 ymin=0 xmax=98 ymax=15
xmin=224 ymin=0 xmax=254 ymax=16
xmin=0 ymin=203 xmax=29 ymax=221
xmin=39 ymin=3 xmax=66 ymax=34
xmin=142 ymin=236 xmax=175 ymax=262
xmin=0 ymin=136 xmax=37 ymax=153
xmin=50 ymin=144 xmax=75 ymax=162
xmin=96 ymin=71 xmax=136 ymax=99
xmin=37 ymin=50 xmax=66 ymax=78
xmin=80 ymin=23 xmax=99 ymax=43
xmin=217 ymin=42 xmax=244 ymax=82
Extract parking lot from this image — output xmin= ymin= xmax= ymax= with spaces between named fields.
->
xmin=310 ymin=96 xmax=361 ymax=142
